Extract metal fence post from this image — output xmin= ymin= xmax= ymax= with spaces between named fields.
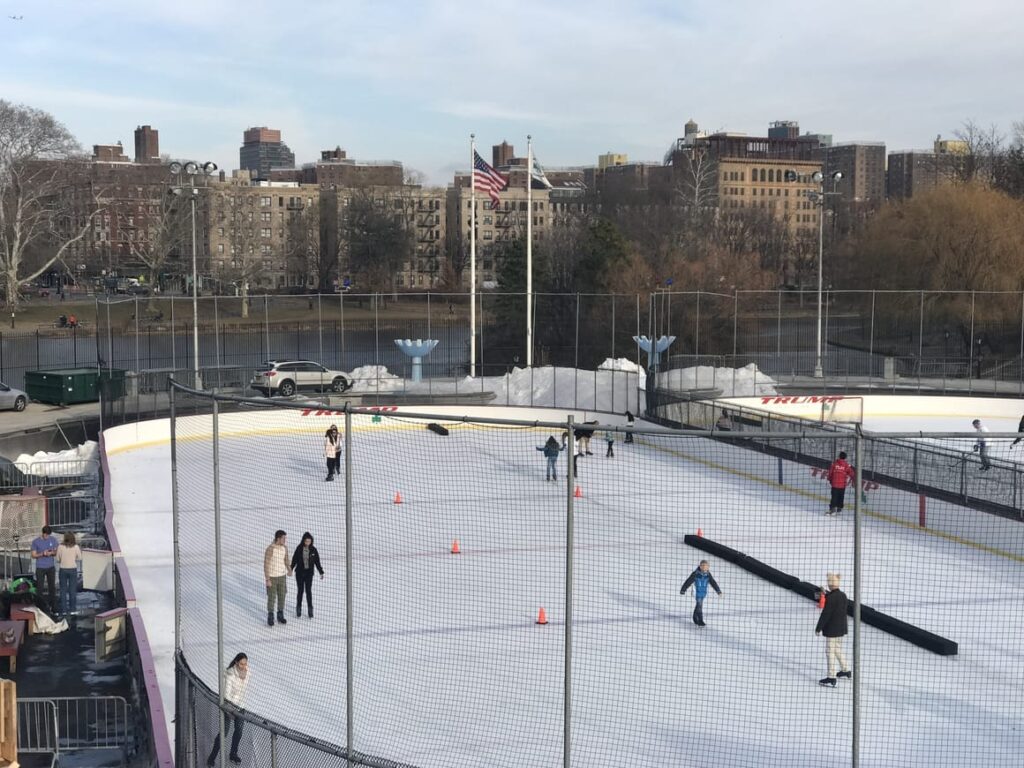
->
xmin=270 ymin=733 xmax=278 ymax=768
xmin=732 ymin=291 xmax=738 ymax=395
xmin=264 ymin=295 xmax=271 ymax=361
xmin=695 ymin=290 xmax=701 ymax=357
xmin=968 ymin=291 xmax=975 ymax=393
xmin=918 ymin=291 xmax=924 ymax=393
xmin=214 ymin=296 xmax=221 ymax=370
xmin=170 ymin=298 xmax=176 ymax=372
xmin=344 ymin=405 xmax=354 ymax=757
xmin=868 ymin=292 xmax=875 ymax=384
xmin=853 ymin=430 xmax=863 ymax=768
xmin=564 ymin=414 xmax=574 ymax=768
xmin=574 ymin=294 xmax=580 ymax=410
xmin=212 ymin=398 xmax=226 ymax=768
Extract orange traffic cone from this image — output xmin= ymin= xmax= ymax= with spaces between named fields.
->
xmin=535 ymin=607 xmax=548 ymax=625
xmin=574 ymin=486 xmax=583 ymax=498
xmin=817 ymin=591 xmax=826 ymax=609
xmin=393 ymin=491 xmax=403 ymax=504
xmin=696 ymin=528 xmax=703 ymax=538
xmin=450 ymin=539 xmax=461 ymax=555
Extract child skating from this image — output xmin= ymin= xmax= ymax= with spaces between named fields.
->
xmin=605 ymin=430 xmax=615 ymax=457
xmin=680 ymin=559 xmax=722 ymax=627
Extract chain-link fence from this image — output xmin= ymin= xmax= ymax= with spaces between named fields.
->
xmin=170 ymin=383 xmax=1024 ymax=768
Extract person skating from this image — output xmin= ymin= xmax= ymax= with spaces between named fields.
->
xmin=536 ymin=436 xmax=563 ymax=481
xmin=826 ymin=451 xmax=856 ymax=515
xmin=680 ymin=560 xmax=722 ymax=627
xmin=972 ymin=419 xmax=991 ymax=470
xmin=816 ymin=572 xmax=851 ymax=686
xmin=263 ymin=530 xmax=292 ymax=626
xmin=291 ymin=532 xmax=324 ymax=618
xmin=206 ymin=652 xmax=249 ymax=766
xmin=324 ymin=424 xmax=341 ymax=481
xmin=624 ymin=411 xmax=635 ymax=444
xmin=1012 ymin=413 xmax=1024 ymax=447
xmin=605 ymin=429 xmax=615 ymax=458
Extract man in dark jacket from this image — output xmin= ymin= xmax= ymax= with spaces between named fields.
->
xmin=815 ymin=572 xmax=851 ymax=686
xmin=1013 ymin=414 xmax=1024 ymax=447
xmin=291 ymin=532 xmax=324 ymax=619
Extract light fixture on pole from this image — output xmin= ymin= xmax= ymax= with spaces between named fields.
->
xmin=170 ymin=160 xmax=218 ymax=389
xmin=808 ymin=170 xmax=843 ymax=379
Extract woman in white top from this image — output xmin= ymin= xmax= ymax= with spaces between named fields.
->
xmin=55 ymin=532 xmax=82 ymax=617
xmin=324 ymin=424 xmax=341 ymax=482
xmin=207 ymin=652 xmax=249 ymax=766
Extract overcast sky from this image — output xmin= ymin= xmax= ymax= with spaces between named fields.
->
xmin=3 ymin=0 xmax=1023 ymax=183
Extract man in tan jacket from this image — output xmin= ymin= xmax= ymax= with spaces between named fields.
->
xmin=264 ymin=530 xmax=292 ymax=626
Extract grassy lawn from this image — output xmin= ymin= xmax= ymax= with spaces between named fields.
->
xmin=7 ymin=293 xmax=470 ymax=333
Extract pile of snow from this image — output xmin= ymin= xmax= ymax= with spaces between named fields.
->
xmin=598 ymin=358 xmax=646 ymax=389
xmin=656 ymin=363 xmax=776 ymax=398
xmin=347 ymin=366 xmax=403 ymax=392
xmin=15 ymin=440 xmax=99 ymax=475
xmin=470 ymin=366 xmax=641 ymax=411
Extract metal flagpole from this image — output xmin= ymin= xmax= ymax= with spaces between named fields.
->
xmin=527 ymin=135 xmax=533 ymax=368
xmin=470 ymin=134 xmax=477 ymax=378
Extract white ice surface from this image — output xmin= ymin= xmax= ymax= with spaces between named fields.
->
xmin=107 ymin=409 xmax=1024 ymax=768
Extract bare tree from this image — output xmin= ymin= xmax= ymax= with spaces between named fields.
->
xmin=285 ymin=203 xmax=326 ymax=290
xmin=122 ymin=188 xmax=189 ymax=307
xmin=0 ymin=100 xmax=99 ymax=309
xmin=672 ymin=143 xmax=719 ymax=212
xmin=345 ymin=190 xmax=414 ymax=292
xmin=217 ymin=216 xmax=263 ymax=317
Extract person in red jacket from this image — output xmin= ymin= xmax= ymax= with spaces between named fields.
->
xmin=826 ymin=451 xmax=855 ymax=516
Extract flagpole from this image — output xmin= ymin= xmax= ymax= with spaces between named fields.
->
xmin=470 ymin=133 xmax=477 ymax=378
xmin=526 ymin=135 xmax=533 ymax=368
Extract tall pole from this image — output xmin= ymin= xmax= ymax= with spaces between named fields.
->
xmin=344 ymin=406 xmax=354 ymax=756
xmin=169 ymin=386 xmax=180 ymax=654
xmin=191 ymin=192 xmax=201 ymax=389
xmin=212 ymin=398 xmax=225 ymax=768
xmin=564 ymin=415 xmax=575 ymax=768
xmin=526 ymin=135 xmax=534 ymax=367
xmin=853 ymin=431 xmax=863 ymax=768
xmin=470 ymin=134 xmax=477 ymax=378
xmin=814 ymin=181 xmax=824 ymax=379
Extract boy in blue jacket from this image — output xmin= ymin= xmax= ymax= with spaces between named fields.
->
xmin=680 ymin=560 xmax=723 ymax=627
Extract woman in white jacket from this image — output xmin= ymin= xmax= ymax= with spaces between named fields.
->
xmin=324 ymin=424 xmax=341 ymax=482
xmin=207 ymin=653 xmax=249 ymax=766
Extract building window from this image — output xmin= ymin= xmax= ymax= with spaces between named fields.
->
xmin=217 ymin=244 xmax=224 ymax=253
xmin=483 ymin=230 xmax=492 ymax=240
xmin=260 ymin=196 xmax=271 ymax=207
xmin=261 ymin=212 xmax=271 ymax=222
xmin=483 ymin=216 xmax=492 ymax=225
xmin=261 ymin=228 xmax=271 ymax=238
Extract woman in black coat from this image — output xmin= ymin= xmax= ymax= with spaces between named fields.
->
xmin=291 ymin=532 xmax=324 ymax=618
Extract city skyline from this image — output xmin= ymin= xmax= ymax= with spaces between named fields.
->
xmin=3 ymin=0 xmax=1023 ymax=183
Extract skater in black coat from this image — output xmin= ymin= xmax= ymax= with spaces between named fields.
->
xmin=291 ymin=532 xmax=324 ymax=618
xmin=815 ymin=572 xmax=851 ymax=686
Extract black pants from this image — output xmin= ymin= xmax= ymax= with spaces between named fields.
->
xmin=326 ymin=455 xmax=340 ymax=477
xmin=625 ymin=430 xmax=633 ymax=443
xmin=693 ymin=598 xmax=705 ymax=624
xmin=36 ymin=567 xmax=56 ymax=611
xmin=207 ymin=714 xmax=243 ymax=763
xmin=606 ymin=443 xmax=614 ymax=457
xmin=830 ymin=487 xmax=846 ymax=511
xmin=296 ymin=571 xmax=314 ymax=615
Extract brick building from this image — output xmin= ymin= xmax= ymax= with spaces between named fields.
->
xmin=814 ymin=142 xmax=887 ymax=206
xmin=239 ymin=127 xmax=295 ymax=181
xmin=302 ymin=147 xmax=404 ymax=189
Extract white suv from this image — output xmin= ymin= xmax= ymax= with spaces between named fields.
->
xmin=250 ymin=360 xmax=352 ymax=397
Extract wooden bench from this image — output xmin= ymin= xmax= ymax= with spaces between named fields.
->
xmin=8 ymin=607 xmax=34 ymax=636
xmin=0 ymin=622 xmax=25 ymax=673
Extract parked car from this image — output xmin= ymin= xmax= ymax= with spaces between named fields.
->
xmin=250 ymin=360 xmax=352 ymax=397
xmin=0 ymin=382 xmax=27 ymax=412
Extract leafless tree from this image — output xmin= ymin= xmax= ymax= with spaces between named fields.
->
xmin=672 ymin=143 xmax=719 ymax=212
xmin=0 ymin=100 xmax=99 ymax=309
xmin=121 ymin=188 xmax=189 ymax=307
xmin=345 ymin=189 xmax=414 ymax=292
xmin=216 ymin=216 xmax=263 ymax=318
xmin=285 ymin=203 xmax=326 ymax=290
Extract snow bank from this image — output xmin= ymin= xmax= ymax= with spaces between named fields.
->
xmin=14 ymin=440 xmax=99 ymax=475
xmin=656 ymin=363 xmax=776 ymax=398
xmin=348 ymin=365 xmax=403 ymax=392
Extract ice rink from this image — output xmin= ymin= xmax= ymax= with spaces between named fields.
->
xmin=105 ymin=403 xmax=1024 ymax=768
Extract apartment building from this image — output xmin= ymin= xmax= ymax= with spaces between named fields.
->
xmin=321 ymin=185 xmax=447 ymax=290
xmin=814 ymin=142 xmax=887 ymax=206
xmin=239 ymin=127 xmax=296 ymax=181
xmin=202 ymin=171 xmax=321 ymax=291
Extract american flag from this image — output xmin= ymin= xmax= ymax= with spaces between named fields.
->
xmin=473 ymin=151 xmax=508 ymax=205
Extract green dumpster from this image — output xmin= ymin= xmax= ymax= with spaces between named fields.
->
xmin=24 ymin=368 xmax=125 ymax=405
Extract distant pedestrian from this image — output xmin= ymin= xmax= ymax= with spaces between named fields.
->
xmin=972 ymin=419 xmax=991 ymax=471
xmin=816 ymin=572 xmax=851 ymax=687
xmin=605 ymin=430 xmax=615 ymax=458
xmin=291 ymin=532 xmax=324 ymax=619
xmin=1012 ymin=414 xmax=1024 ymax=447
xmin=625 ymin=411 xmax=635 ymax=444
xmin=206 ymin=652 xmax=249 ymax=766
xmin=55 ymin=532 xmax=82 ymax=617
xmin=826 ymin=451 xmax=856 ymax=516
xmin=536 ymin=436 xmax=563 ymax=481
xmin=31 ymin=525 xmax=59 ymax=612
xmin=263 ymin=530 xmax=292 ymax=626
xmin=680 ymin=559 xmax=722 ymax=627
xmin=324 ymin=424 xmax=341 ymax=482
xmin=715 ymin=410 xmax=733 ymax=431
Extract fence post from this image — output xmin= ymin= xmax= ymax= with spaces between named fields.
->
xmin=1019 ymin=291 xmax=1023 ymax=397
xmin=695 ymin=290 xmax=701 ymax=357
xmin=214 ymin=295 xmax=221 ymax=370
xmin=968 ymin=291 xmax=975 ymax=394
xmin=170 ymin=298 xmax=176 ymax=372
xmin=732 ymin=291 xmax=738 ymax=396
xmin=344 ymin=405 xmax=354 ymax=756
xmin=270 ymin=733 xmax=277 ymax=768
xmin=853 ymin=431 xmax=863 ymax=768
xmin=564 ymin=414 xmax=575 ymax=768
xmin=135 ymin=296 xmax=140 ymax=375
xmin=170 ymin=386 xmax=181 ymax=657
xmin=212 ymin=398 xmax=226 ymax=768
xmin=264 ymin=295 xmax=271 ymax=361
xmin=574 ymin=294 xmax=580 ymax=410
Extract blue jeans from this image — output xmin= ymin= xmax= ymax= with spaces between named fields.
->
xmin=59 ymin=568 xmax=78 ymax=615
xmin=546 ymin=456 xmax=557 ymax=480
xmin=693 ymin=597 xmax=705 ymax=624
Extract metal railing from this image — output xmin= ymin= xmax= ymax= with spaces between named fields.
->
xmin=18 ymin=696 xmax=130 ymax=754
